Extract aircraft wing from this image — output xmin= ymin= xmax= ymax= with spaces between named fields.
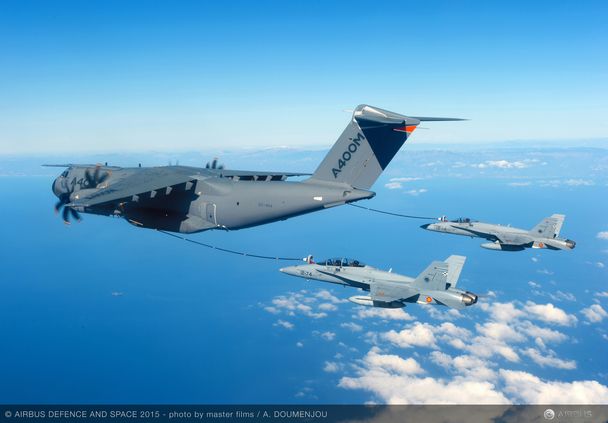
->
xmin=208 ymin=169 xmax=311 ymax=181
xmin=456 ymin=225 xmax=531 ymax=246
xmin=370 ymin=280 xmax=418 ymax=303
xmin=68 ymin=168 xmax=199 ymax=208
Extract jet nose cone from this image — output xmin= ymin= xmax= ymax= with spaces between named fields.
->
xmin=279 ymin=266 xmax=297 ymax=276
xmin=420 ymin=223 xmax=430 ymax=230
xmin=52 ymin=177 xmax=63 ymax=198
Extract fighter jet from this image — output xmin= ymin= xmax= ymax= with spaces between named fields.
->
xmin=421 ymin=215 xmax=576 ymax=251
xmin=279 ymin=255 xmax=477 ymax=310
xmin=48 ymin=105 xmax=462 ymax=233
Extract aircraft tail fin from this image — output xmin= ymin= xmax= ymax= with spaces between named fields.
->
xmin=530 ymin=214 xmax=565 ymax=238
xmin=445 ymin=255 xmax=466 ymax=288
xmin=413 ymin=260 xmax=449 ymax=291
xmin=308 ymin=105 xmax=464 ymax=190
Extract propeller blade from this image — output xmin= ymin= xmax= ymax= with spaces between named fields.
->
xmin=62 ymin=207 xmax=71 ymax=224
xmin=69 ymin=208 xmax=81 ymax=222
xmin=54 ymin=200 xmax=64 ymax=213
xmin=85 ymin=169 xmax=93 ymax=186
xmin=98 ymin=172 xmax=110 ymax=184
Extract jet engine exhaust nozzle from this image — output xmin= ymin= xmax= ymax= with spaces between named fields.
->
xmin=462 ymin=292 xmax=478 ymax=306
xmin=566 ymin=239 xmax=576 ymax=249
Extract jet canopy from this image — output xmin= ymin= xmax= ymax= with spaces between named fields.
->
xmin=318 ymin=258 xmax=365 ymax=267
xmin=452 ymin=217 xmax=473 ymax=223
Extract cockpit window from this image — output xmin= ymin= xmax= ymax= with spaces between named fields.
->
xmin=318 ymin=258 xmax=365 ymax=267
xmin=452 ymin=217 xmax=471 ymax=223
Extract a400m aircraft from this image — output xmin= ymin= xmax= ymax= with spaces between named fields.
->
xmin=49 ymin=105 xmax=462 ymax=233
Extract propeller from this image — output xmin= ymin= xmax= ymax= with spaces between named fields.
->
xmin=84 ymin=165 xmax=110 ymax=188
xmin=54 ymin=180 xmax=81 ymax=225
xmin=205 ymin=158 xmax=225 ymax=170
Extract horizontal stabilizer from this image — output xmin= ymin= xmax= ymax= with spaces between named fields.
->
xmin=410 ymin=116 xmax=467 ymax=121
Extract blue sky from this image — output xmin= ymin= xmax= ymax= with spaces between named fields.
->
xmin=1 ymin=147 xmax=608 ymax=404
xmin=0 ymin=0 xmax=607 ymax=154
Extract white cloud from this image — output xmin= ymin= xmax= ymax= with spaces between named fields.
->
xmin=480 ymin=302 xmax=525 ymax=322
xmin=390 ymin=177 xmax=422 ymax=182
xmin=384 ymin=182 xmax=403 ymax=189
xmin=474 ymin=160 xmax=528 ymax=169
xmin=265 ymin=291 xmax=329 ymax=319
xmin=507 ymin=181 xmax=531 ymax=187
xmin=320 ymin=331 xmax=336 ymax=341
xmin=339 ymin=349 xmax=509 ymax=404
xmin=323 ymin=361 xmax=341 ymax=373
xmin=354 ymin=307 xmax=414 ymax=321
xmin=315 ymin=290 xmax=344 ymax=304
xmin=597 ymin=262 xmax=606 ymax=269
xmin=382 ymin=323 xmax=438 ymax=349
xmin=581 ymin=304 xmax=608 ymax=323
xmin=424 ymin=307 xmax=463 ymax=321
xmin=274 ymin=319 xmax=294 ymax=330
xmin=563 ymin=178 xmax=594 ymax=186
xmin=476 ymin=322 xmax=526 ymax=343
xmin=384 ymin=177 xmax=422 ymax=190
xmin=296 ymin=341 xmax=304 ymax=348
xmin=595 ymin=291 xmax=608 ymax=298
xmin=405 ymin=188 xmax=428 ymax=196
xmin=518 ymin=321 xmax=567 ymax=343
xmin=340 ymin=322 xmax=363 ymax=332
xmin=597 ymin=231 xmax=608 ymax=240
xmin=548 ymin=290 xmax=577 ymax=302
xmin=524 ymin=301 xmax=578 ymax=326
xmin=521 ymin=348 xmax=576 ymax=370
xmin=318 ymin=303 xmax=337 ymax=311
xmin=501 ymin=370 xmax=608 ymax=403
xmin=363 ymin=348 xmax=424 ymax=376
xmin=528 ymin=281 xmax=541 ymax=289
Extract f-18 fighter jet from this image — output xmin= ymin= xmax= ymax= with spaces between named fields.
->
xmin=421 ymin=215 xmax=576 ymax=251
xmin=280 ymin=255 xmax=477 ymax=310
xmin=48 ymin=105 xmax=462 ymax=233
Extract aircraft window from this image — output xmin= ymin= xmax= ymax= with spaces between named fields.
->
xmin=319 ymin=258 xmax=364 ymax=267
xmin=452 ymin=217 xmax=471 ymax=223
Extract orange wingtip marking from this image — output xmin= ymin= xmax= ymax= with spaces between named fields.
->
xmin=426 ymin=296 xmax=432 ymax=303
xmin=394 ymin=125 xmax=418 ymax=133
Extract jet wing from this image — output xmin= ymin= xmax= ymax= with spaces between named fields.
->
xmin=208 ymin=169 xmax=311 ymax=181
xmin=455 ymin=225 xmax=531 ymax=246
xmin=371 ymin=280 xmax=418 ymax=304
xmin=68 ymin=168 xmax=199 ymax=208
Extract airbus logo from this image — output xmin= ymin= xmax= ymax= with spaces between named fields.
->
xmin=332 ymin=132 xmax=365 ymax=178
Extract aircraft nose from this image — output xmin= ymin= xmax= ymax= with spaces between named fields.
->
xmin=420 ymin=223 xmax=431 ymax=230
xmin=279 ymin=266 xmax=297 ymax=276
xmin=52 ymin=177 xmax=63 ymax=198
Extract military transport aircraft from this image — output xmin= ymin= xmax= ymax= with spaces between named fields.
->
xmin=48 ymin=105 xmax=462 ymax=233
xmin=421 ymin=215 xmax=576 ymax=251
xmin=279 ymin=255 xmax=477 ymax=310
